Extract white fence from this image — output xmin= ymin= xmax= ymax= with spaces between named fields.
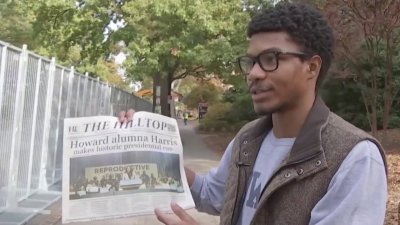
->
xmin=0 ymin=41 xmax=152 ymax=218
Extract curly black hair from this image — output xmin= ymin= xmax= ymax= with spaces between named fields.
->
xmin=247 ymin=2 xmax=335 ymax=90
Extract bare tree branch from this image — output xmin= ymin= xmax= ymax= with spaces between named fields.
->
xmin=172 ymin=65 xmax=204 ymax=80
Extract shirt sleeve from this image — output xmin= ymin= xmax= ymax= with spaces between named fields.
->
xmin=190 ymin=139 xmax=234 ymax=215
xmin=309 ymin=140 xmax=387 ymax=225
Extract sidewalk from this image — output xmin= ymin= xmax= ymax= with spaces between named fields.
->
xmin=27 ymin=119 xmax=221 ymax=225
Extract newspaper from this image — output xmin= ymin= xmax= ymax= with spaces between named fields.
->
xmin=62 ymin=111 xmax=195 ymax=223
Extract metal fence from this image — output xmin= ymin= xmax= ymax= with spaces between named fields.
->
xmin=0 ymin=41 xmax=152 ymax=215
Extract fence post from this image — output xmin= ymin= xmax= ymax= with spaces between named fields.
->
xmin=95 ymin=77 xmax=101 ymax=115
xmin=50 ymin=67 xmax=65 ymax=183
xmin=74 ymin=72 xmax=81 ymax=117
xmin=65 ymin=66 xmax=75 ymax=119
xmin=7 ymin=45 xmax=29 ymax=208
xmin=107 ymin=84 xmax=112 ymax=115
xmin=26 ymin=57 xmax=42 ymax=196
xmin=0 ymin=43 xmax=7 ymax=120
xmin=0 ymin=44 xmax=6 ymax=212
xmin=101 ymin=82 xmax=110 ymax=116
xmin=103 ymin=82 xmax=111 ymax=115
xmin=87 ymin=74 xmax=94 ymax=116
xmin=38 ymin=57 xmax=56 ymax=190
xmin=82 ymin=72 xmax=89 ymax=116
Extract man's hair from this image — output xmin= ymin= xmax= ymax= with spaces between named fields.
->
xmin=247 ymin=2 xmax=335 ymax=90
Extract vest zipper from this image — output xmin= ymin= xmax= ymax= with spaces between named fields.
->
xmin=230 ymin=165 xmax=250 ymax=225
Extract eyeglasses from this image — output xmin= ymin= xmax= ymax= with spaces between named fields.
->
xmin=237 ymin=50 xmax=309 ymax=75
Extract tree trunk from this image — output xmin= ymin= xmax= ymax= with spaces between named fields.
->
xmin=371 ymin=102 xmax=378 ymax=138
xmin=371 ymin=73 xmax=379 ymax=138
xmin=382 ymin=32 xmax=394 ymax=143
xmin=153 ymin=73 xmax=173 ymax=117
xmin=152 ymin=74 xmax=159 ymax=113
xmin=360 ymin=84 xmax=378 ymax=138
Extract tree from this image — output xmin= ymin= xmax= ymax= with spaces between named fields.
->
xmin=32 ymin=0 xmax=121 ymax=67
xmin=175 ymin=76 xmax=199 ymax=97
xmin=6 ymin=0 xmax=253 ymax=108
xmin=8 ymin=0 xmax=130 ymax=89
xmin=182 ymin=81 xmax=223 ymax=109
xmin=321 ymin=77 xmax=370 ymax=130
xmin=121 ymin=0 xmax=249 ymax=116
xmin=83 ymin=59 xmax=129 ymax=90
xmin=0 ymin=1 xmax=36 ymax=47
xmin=241 ymin=0 xmax=274 ymax=16
xmin=323 ymin=0 xmax=400 ymax=137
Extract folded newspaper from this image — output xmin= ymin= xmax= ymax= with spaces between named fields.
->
xmin=62 ymin=111 xmax=195 ymax=223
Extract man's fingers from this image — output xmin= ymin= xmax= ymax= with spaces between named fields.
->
xmin=118 ymin=110 xmax=126 ymax=122
xmin=126 ymin=109 xmax=135 ymax=121
xmin=170 ymin=202 xmax=195 ymax=223
xmin=155 ymin=203 xmax=197 ymax=225
xmin=154 ymin=208 xmax=177 ymax=225
xmin=118 ymin=109 xmax=135 ymax=122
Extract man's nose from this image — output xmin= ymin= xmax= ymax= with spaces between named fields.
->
xmin=247 ymin=63 xmax=267 ymax=82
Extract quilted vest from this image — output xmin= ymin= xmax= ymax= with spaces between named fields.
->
xmin=219 ymin=97 xmax=387 ymax=225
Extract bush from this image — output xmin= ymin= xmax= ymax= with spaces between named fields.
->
xmin=322 ymin=76 xmax=400 ymax=131
xmin=389 ymin=115 xmax=400 ymax=129
xmin=230 ymin=93 xmax=257 ymax=122
xmin=198 ymin=99 xmax=257 ymax=132
xmin=233 ymin=120 xmax=249 ymax=131
xmin=322 ymin=78 xmax=371 ymax=130
xmin=222 ymin=86 xmax=257 ymax=123
xmin=201 ymin=102 xmax=233 ymax=131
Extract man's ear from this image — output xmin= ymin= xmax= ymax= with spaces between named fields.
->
xmin=307 ymin=55 xmax=322 ymax=79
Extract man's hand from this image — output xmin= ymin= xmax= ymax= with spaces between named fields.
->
xmin=155 ymin=202 xmax=199 ymax=225
xmin=184 ymin=167 xmax=195 ymax=187
xmin=118 ymin=109 xmax=135 ymax=122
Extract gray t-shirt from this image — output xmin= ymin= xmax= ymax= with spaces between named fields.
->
xmin=190 ymin=130 xmax=387 ymax=225
xmin=238 ymin=131 xmax=294 ymax=225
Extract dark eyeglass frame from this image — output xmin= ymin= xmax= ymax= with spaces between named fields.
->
xmin=237 ymin=50 xmax=309 ymax=75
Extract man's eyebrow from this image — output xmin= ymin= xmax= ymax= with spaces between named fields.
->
xmin=263 ymin=47 xmax=282 ymax=52
xmin=246 ymin=47 xmax=283 ymax=56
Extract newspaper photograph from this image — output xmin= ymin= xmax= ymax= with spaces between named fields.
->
xmin=62 ymin=111 xmax=195 ymax=223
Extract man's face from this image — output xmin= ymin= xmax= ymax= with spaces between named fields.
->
xmin=244 ymin=32 xmax=316 ymax=115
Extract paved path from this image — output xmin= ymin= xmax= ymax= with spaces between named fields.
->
xmin=27 ymin=119 xmax=221 ymax=225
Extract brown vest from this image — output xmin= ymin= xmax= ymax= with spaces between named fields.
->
xmin=219 ymin=97 xmax=387 ymax=225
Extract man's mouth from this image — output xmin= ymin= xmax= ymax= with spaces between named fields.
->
xmin=250 ymin=87 xmax=273 ymax=102
xmin=250 ymin=87 xmax=272 ymax=95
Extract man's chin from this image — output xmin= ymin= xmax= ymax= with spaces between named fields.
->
xmin=254 ymin=107 xmax=274 ymax=115
xmin=253 ymin=104 xmax=278 ymax=115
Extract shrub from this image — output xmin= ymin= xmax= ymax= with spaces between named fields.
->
xmin=201 ymin=102 xmax=233 ymax=131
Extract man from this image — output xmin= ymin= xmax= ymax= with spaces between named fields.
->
xmin=140 ymin=170 xmax=150 ymax=188
xmin=120 ymin=2 xmax=387 ymax=225
xmin=183 ymin=111 xmax=189 ymax=125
